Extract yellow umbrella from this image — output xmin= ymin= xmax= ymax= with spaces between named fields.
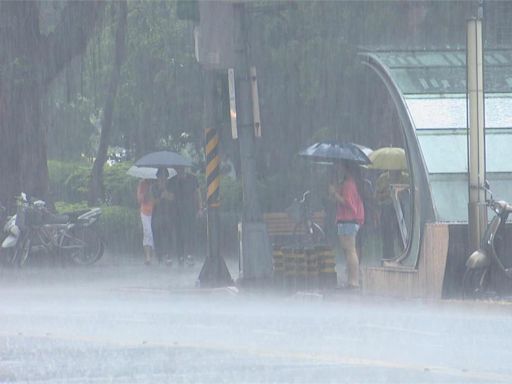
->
xmin=367 ymin=147 xmax=407 ymax=170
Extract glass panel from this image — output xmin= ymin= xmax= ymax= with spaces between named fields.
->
xmin=372 ymin=50 xmax=512 ymax=94
xmin=405 ymin=96 xmax=512 ymax=129
xmin=430 ymin=173 xmax=512 ymax=222
xmin=417 ymin=131 xmax=512 ymax=173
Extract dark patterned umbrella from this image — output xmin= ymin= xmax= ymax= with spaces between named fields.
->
xmin=299 ymin=142 xmax=371 ymax=165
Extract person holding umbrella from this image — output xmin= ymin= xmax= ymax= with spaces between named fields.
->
xmin=128 ymin=165 xmax=177 ymax=265
xmin=368 ymin=147 xmax=409 ymax=260
xmin=167 ymin=165 xmax=203 ymax=266
xmin=299 ymin=141 xmax=370 ymax=289
xmin=328 ymin=161 xmax=365 ymax=289
xmin=374 ymin=169 xmax=409 ymax=260
xmin=134 ymin=151 xmax=194 ymax=265
xmin=137 ymin=178 xmax=155 ymax=265
xmin=151 ymin=167 xmax=176 ymax=264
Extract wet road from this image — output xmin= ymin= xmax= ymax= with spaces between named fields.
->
xmin=1 ymin=254 xmax=512 ymax=383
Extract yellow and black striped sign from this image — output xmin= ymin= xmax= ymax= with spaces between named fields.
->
xmin=205 ymin=128 xmax=220 ymax=208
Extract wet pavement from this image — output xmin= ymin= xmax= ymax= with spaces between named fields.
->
xmin=1 ymin=253 xmax=512 ymax=383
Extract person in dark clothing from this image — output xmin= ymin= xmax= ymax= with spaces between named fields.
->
xmin=168 ymin=166 xmax=203 ymax=266
xmin=374 ymin=170 xmax=409 ymax=260
xmin=151 ymin=167 xmax=175 ymax=263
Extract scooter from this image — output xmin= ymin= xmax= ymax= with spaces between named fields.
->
xmin=1 ymin=194 xmax=28 ymax=265
xmin=1 ymin=193 xmax=104 ymax=267
xmin=464 ymin=183 xmax=512 ymax=298
xmin=0 ymin=202 xmax=17 ymax=265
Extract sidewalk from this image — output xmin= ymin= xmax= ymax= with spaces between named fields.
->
xmin=2 ymin=251 xmax=511 ymax=314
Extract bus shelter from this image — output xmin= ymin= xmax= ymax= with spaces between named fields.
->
xmin=356 ymin=49 xmax=512 ymax=298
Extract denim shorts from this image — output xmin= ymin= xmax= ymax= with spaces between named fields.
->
xmin=337 ymin=222 xmax=360 ymax=236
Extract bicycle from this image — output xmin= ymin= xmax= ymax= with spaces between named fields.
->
xmin=286 ymin=190 xmax=326 ymax=247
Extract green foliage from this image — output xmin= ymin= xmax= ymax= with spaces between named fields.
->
xmin=48 ymin=160 xmax=81 ymax=195
xmin=118 ymin=1 xmax=203 ymax=158
xmin=55 ymin=201 xmax=141 ymax=252
xmin=48 ymin=160 xmax=90 ymax=202
xmin=98 ymin=205 xmax=141 ymax=252
xmin=63 ymin=166 xmax=91 ymax=203
xmin=103 ymin=162 xmax=139 ymax=208
xmin=48 ymin=160 xmax=139 ymax=207
xmin=176 ymin=0 xmax=199 ymax=22
xmin=54 ymin=201 xmax=90 ymax=213
xmin=46 ymin=96 xmax=100 ymax=161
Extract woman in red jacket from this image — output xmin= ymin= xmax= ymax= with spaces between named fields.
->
xmin=328 ymin=161 xmax=365 ymax=289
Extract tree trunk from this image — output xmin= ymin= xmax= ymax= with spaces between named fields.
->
xmin=0 ymin=1 xmax=104 ymax=210
xmin=88 ymin=1 xmax=127 ymax=205
xmin=0 ymin=2 xmax=45 ymax=208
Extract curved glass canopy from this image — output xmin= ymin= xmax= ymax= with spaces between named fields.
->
xmin=368 ymin=50 xmax=512 ymax=221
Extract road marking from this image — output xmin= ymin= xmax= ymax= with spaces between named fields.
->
xmin=1 ymin=330 xmax=511 ymax=382
xmin=361 ymin=323 xmax=441 ymax=337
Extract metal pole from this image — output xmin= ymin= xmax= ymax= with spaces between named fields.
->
xmin=198 ymin=70 xmax=233 ymax=287
xmin=466 ymin=17 xmax=487 ymax=253
xmin=232 ymin=2 xmax=272 ymax=283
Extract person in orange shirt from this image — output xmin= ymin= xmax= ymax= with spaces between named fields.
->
xmin=328 ymin=161 xmax=365 ymax=289
xmin=137 ymin=178 xmax=155 ymax=265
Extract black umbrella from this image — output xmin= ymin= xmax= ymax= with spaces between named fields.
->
xmin=299 ymin=142 xmax=371 ymax=165
xmin=134 ymin=150 xmax=192 ymax=168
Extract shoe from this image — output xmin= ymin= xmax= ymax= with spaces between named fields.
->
xmin=178 ymin=256 xmax=185 ymax=267
xmin=165 ymin=258 xmax=173 ymax=266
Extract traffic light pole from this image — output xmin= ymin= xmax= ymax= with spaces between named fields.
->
xmin=233 ymin=2 xmax=273 ymax=284
xmin=198 ymin=70 xmax=233 ymax=287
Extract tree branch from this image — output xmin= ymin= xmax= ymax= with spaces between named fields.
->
xmin=41 ymin=0 xmax=105 ymax=86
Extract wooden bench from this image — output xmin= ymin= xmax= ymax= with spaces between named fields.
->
xmin=263 ymin=211 xmax=326 ymax=245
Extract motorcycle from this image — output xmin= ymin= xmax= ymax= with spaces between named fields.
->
xmin=1 ymin=194 xmax=104 ymax=268
xmin=0 ymin=202 xmax=17 ymax=265
xmin=464 ymin=183 xmax=512 ymax=298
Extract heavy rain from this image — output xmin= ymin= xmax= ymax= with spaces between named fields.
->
xmin=1 ymin=1 xmax=512 ymax=383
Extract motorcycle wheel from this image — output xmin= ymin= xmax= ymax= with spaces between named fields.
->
xmin=16 ymin=237 xmax=32 ymax=268
xmin=66 ymin=227 xmax=104 ymax=265
xmin=463 ymin=267 xmax=489 ymax=299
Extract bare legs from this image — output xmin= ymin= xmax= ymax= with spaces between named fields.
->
xmin=339 ymin=234 xmax=359 ymax=287
xmin=143 ymin=245 xmax=154 ymax=265
xmin=141 ymin=213 xmax=155 ymax=265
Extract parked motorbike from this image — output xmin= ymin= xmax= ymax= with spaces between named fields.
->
xmin=464 ymin=183 xmax=512 ymax=298
xmin=0 ymin=202 xmax=17 ymax=265
xmin=1 ymin=194 xmax=104 ymax=268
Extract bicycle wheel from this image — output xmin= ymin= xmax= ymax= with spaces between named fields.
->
xmin=310 ymin=221 xmax=326 ymax=244
xmin=292 ymin=220 xmax=326 ymax=247
xmin=65 ymin=226 xmax=104 ymax=265
xmin=463 ymin=267 xmax=489 ymax=299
